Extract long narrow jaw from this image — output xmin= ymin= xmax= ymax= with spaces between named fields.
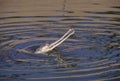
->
xmin=49 ymin=29 xmax=75 ymax=49
xmin=35 ymin=28 xmax=75 ymax=54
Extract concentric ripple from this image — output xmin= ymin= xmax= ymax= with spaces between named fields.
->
xmin=0 ymin=0 xmax=120 ymax=81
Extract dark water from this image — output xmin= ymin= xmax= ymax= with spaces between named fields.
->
xmin=0 ymin=0 xmax=120 ymax=81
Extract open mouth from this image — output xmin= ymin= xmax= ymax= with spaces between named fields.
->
xmin=49 ymin=29 xmax=75 ymax=49
xmin=35 ymin=28 xmax=75 ymax=54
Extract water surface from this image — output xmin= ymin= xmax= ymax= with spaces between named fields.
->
xmin=0 ymin=0 xmax=120 ymax=81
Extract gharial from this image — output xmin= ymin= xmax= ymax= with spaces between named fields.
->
xmin=35 ymin=28 xmax=75 ymax=54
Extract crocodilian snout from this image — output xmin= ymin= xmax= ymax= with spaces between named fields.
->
xmin=35 ymin=28 xmax=75 ymax=54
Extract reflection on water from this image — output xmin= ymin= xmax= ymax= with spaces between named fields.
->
xmin=0 ymin=0 xmax=120 ymax=81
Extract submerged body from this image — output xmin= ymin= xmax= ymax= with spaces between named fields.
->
xmin=35 ymin=28 xmax=75 ymax=54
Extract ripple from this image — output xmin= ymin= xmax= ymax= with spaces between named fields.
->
xmin=23 ymin=69 xmax=120 ymax=80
